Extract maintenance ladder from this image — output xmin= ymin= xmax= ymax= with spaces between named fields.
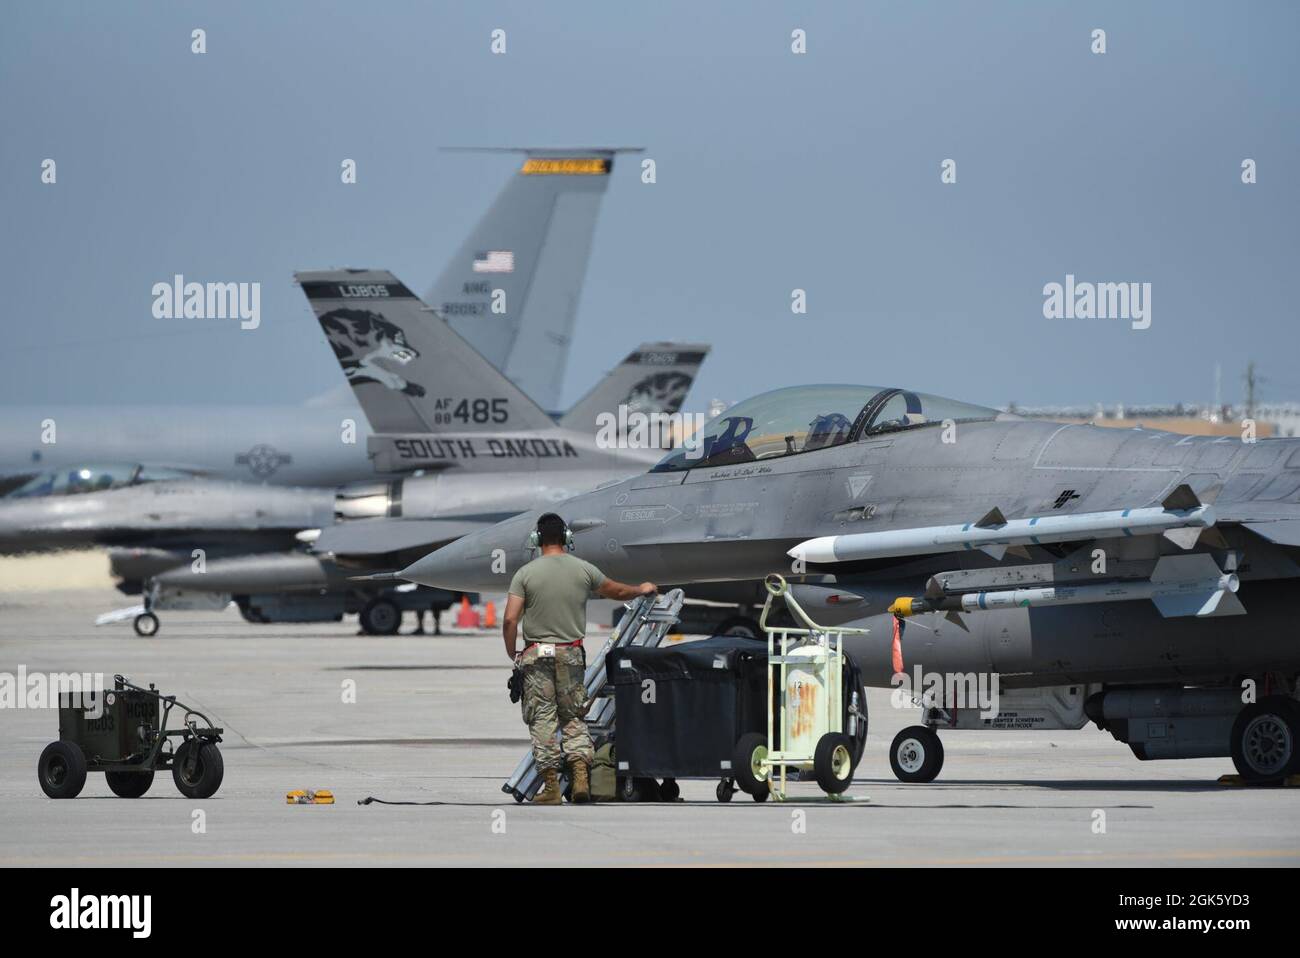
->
xmin=502 ymin=589 xmax=685 ymax=802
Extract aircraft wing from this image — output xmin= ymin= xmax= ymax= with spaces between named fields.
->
xmin=310 ymin=517 xmax=495 ymax=558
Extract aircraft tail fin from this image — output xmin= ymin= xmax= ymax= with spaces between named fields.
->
xmin=428 ymin=148 xmax=641 ymax=410
xmin=558 ymin=342 xmax=710 ymax=434
xmin=296 ymin=269 xmax=554 ymax=435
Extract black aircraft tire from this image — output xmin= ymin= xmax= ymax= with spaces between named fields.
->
xmin=105 ymin=770 xmax=155 ymax=798
xmin=814 ymin=732 xmax=855 ymax=794
xmin=659 ymin=777 xmax=680 ymax=801
xmin=717 ymin=616 xmax=761 ymax=639
xmin=173 ymin=741 xmax=224 ymax=799
xmin=38 ymin=741 xmax=87 ymax=799
xmin=133 ymin=612 xmax=159 ymax=637
xmin=1231 ymin=698 xmax=1299 ymax=785
xmin=889 ymin=726 xmax=944 ymax=783
xmin=359 ymin=599 xmax=402 ymax=636
xmin=732 ymin=732 xmax=770 ymax=795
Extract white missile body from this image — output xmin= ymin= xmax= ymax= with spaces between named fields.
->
xmin=792 ymin=503 xmax=1216 ymax=564
xmin=952 ymin=564 xmax=1241 ymax=618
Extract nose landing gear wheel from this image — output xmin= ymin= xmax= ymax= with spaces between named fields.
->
xmin=890 ymin=725 xmax=944 ymax=783
xmin=133 ymin=612 xmax=159 ymax=637
xmin=1231 ymin=698 xmax=1299 ymax=785
xmin=359 ymin=598 xmax=401 ymax=636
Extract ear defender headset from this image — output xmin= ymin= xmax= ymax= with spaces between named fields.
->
xmin=528 ymin=514 xmax=575 ymax=550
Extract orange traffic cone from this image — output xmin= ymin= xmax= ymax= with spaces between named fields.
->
xmin=456 ymin=594 xmax=481 ymax=629
xmin=483 ymin=601 xmax=497 ymax=628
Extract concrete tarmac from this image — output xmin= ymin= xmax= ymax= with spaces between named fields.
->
xmin=2 ymin=587 xmax=1297 ymax=867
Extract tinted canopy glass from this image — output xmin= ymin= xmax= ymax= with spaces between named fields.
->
xmin=651 ymin=385 xmax=999 ymax=472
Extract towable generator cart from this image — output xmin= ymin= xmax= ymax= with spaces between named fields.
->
xmin=731 ymin=574 xmax=870 ymax=800
xmin=37 ymin=675 xmax=224 ymax=799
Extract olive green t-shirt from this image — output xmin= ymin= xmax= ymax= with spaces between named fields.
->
xmin=508 ymin=553 xmax=607 ymax=644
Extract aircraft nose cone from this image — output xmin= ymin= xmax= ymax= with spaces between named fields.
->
xmin=399 ymin=512 xmax=538 ymax=593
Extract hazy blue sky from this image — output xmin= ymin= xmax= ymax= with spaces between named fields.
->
xmin=2 ymin=1 xmax=1296 ymax=412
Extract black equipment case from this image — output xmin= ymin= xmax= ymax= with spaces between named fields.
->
xmin=609 ymin=635 xmax=771 ymax=780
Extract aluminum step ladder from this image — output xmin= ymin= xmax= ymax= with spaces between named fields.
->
xmin=502 ymin=588 xmax=685 ymax=802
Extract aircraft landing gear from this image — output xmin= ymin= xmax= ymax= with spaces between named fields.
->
xmin=132 ymin=611 xmax=160 ymax=637
xmin=1230 ymin=696 xmax=1300 ymax=785
xmin=359 ymin=598 xmax=402 ymax=636
xmin=889 ymin=725 xmax=944 ymax=783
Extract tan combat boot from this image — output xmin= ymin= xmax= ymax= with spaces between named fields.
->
xmin=533 ymin=768 xmax=562 ymax=805
xmin=569 ymin=760 xmax=591 ymax=804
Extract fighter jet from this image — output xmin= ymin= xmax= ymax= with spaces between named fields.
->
xmin=140 ymin=269 xmax=709 ymax=634
xmin=0 ymin=149 xmax=636 ymax=618
xmin=400 ymin=383 xmax=1300 ymax=785
xmin=0 ymin=147 xmax=628 ymax=497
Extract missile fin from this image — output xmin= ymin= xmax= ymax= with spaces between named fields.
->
xmin=924 ymin=576 xmax=945 ymax=599
xmin=945 ymin=610 xmax=970 ymax=632
xmin=1150 ymin=553 xmax=1222 ymax=583
xmin=975 ymin=506 xmax=1007 ymax=529
xmin=1162 ymin=526 xmax=1204 ymax=550
xmin=1161 ymin=483 xmax=1201 ymax=512
xmin=1152 ymin=588 xmax=1246 ymax=618
xmin=979 ymin=544 xmax=1008 ymax=560
xmin=1006 ymin=544 xmax=1032 ymax=560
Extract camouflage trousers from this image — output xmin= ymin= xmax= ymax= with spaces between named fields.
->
xmin=520 ymin=643 xmax=593 ymax=771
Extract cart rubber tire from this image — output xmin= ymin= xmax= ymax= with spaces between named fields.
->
xmin=716 ymin=779 xmax=734 ymax=803
xmin=752 ymin=786 xmax=770 ymax=802
xmin=38 ymin=741 xmax=87 ymax=799
xmin=732 ymin=732 xmax=770 ymax=795
xmin=1230 ymin=697 xmax=1299 ymax=785
xmin=618 ymin=776 xmax=642 ymax=803
xmin=105 ymin=769 xmax=155 ymax=798
xmin=814 ymin=732 xmax=855 ymax=794
xmin=133 ymin=612 xmax=159 ymax=637
xmin=659 ymin=777 xmax=680 ymax=801
xmin=890 ymin=726 xmax=944 ymax=783
xmin=173 ymin=741 xmax=224 ymax=799
xmin=359 ymin=598 xmax=402 ymax=636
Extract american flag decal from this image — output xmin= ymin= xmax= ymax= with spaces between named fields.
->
xmin=472 ymin=250 xmax=515 ymax=273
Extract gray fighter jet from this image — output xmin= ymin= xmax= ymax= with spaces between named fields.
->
xmin=138 ymin=269 xmax=708 ymax=633
xmin=0 ymin=149 xmax=638 ymax=618
xmin=400 ymin=383 xmax=1300 ymax=784
xmin=0 ymin=147 xmax=627 ymax=496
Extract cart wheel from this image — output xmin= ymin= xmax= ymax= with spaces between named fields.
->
xmin=359 ymin=598 xmax=402 ymax=636
xmin=732 ymin=732 xmax=770 ymax=796
xmin=173 ymin=740 xmax=224 ymax=798
xmin=38 ymin=741 xmax=87 ymax=799
xmin=716 ymin=779 xmax=735 ymax=803
xmin=133 ymin=612 xmax=159 ymax=637
xmin=751 ymin=786 xmax=770 ymax=802
xmin=618 ymin=776 xmax=642 ymax=803
xmin=890 ymin=725 xmax=944 ymax=783
xmin=105 ymin=770 xmax=154 ymax=798
xmin=659 ymin=778 xmax=680 ymax=801
xmin=814 ymin=732 xmax=855 ymax=794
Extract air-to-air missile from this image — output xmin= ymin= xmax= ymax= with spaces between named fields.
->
xmin=791 ymin=491 xmax=1216 ymax=565
xmin=887 ymin=553 xmax=1243 ymax=621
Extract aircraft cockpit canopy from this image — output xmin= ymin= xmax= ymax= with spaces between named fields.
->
xmin=651 ymin=384 xmax=999 ymax=472
xmin=5 ymin=464 xmax=191 ymax=498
